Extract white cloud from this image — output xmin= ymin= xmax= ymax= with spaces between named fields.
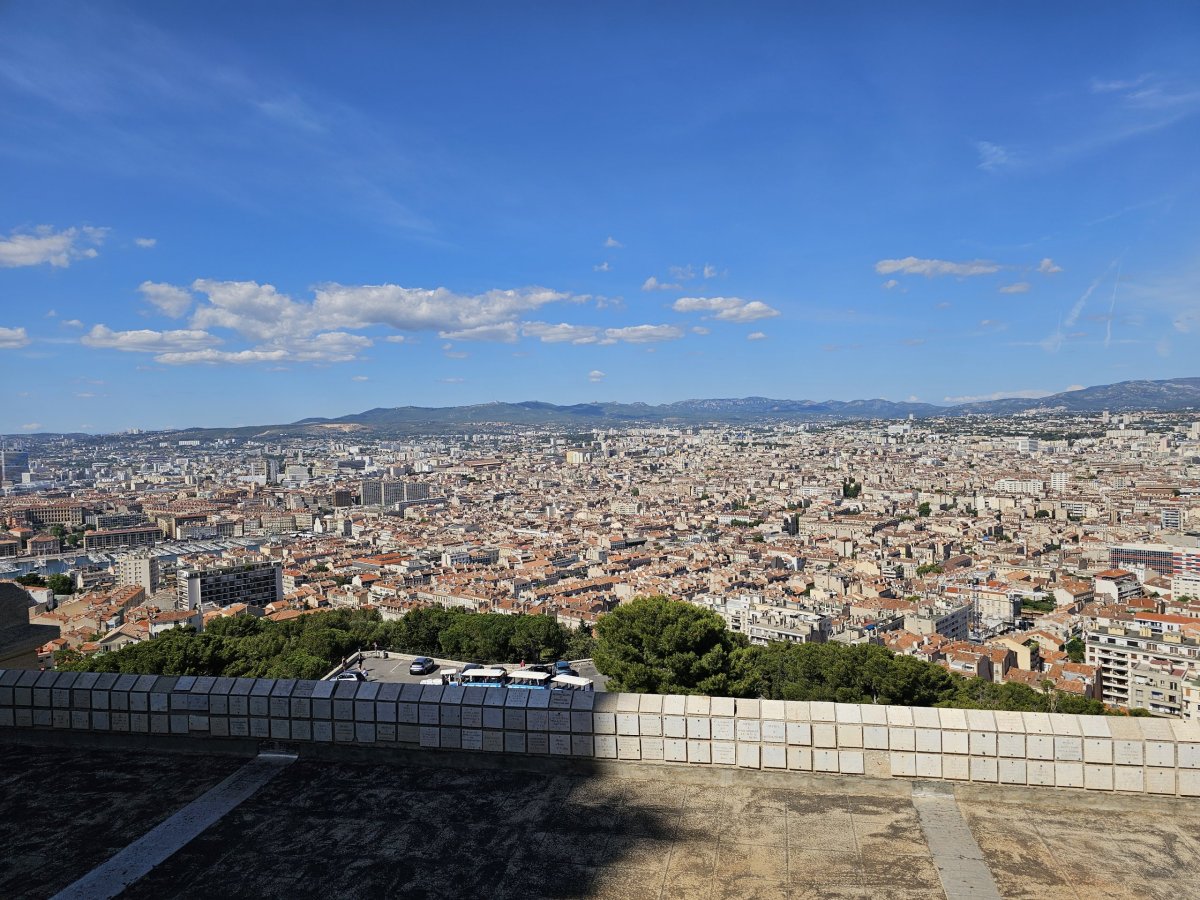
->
xmin=593 ymin=261 xmax=611 ymax=272
xmin=999 ymin=282 xmax=1031 ymax=294
xmin=588 ymin=369 xmax=605 ymax=382
xmin=523 ymin=322 xmax=601 ymax=344
xmin=81 ymin=324 xmax=221 ymax=353
xmin=20 ymin=423 xmax=41 ymax=431
xmin=134 ymin=237 xmax=157 ymax=248
xmin=1091 ymin=75 xmax=1152 ymax=94
xmin=154 ymin=332 xmax=371 ymax=366
xmin=672 ymin=296 xmax=780 ymax=322
xmin=602 ymin=324 xmax=683 ymax=343
xmin=352 ymin=375 xmax=369 ymax=382
xmin=943 ymin=389 xmax=1051 ymax=403
xmin=976 ymin=141 xmax=1011 ymax=171
xmin=641 ymin=276 xmax=681 ymax=291
xmin=439 ymin=322 xmax=520 ymax=343
xmin=384 ymin=335 xmax=407 ymax=343
xmin=186 ymin=279 xmax=581 ymax=342
xmin=1037 ymin=258 xmax=1063 ymax=274
xmin=0 ymin=326 xmax=31 ymax=349
xmin=1064 ymin=384 xmax=1085 ymax=391
xmin=440 ymin=377 xmax=465 ymax=383
xmin=703 ymin=264 xmax=718 ymax=279
xmin=139 ymin=281 xmax=193 ymax=318
xmin=0 ymin=225 xmax=107 ymax=268
xmin=61 ymin=319 xmax=84 ymax=328
xmin=875 ymin=257 xmax=1000 ymax=278
xmin=747 ymin=331 xmax=767 ymax=341
xmin=881 ymin=279 xmax=899 ymax=290
xmin=691 ymin=326 xmax=710 ymax=335
xmin=669 ymin=264 xmax=695 ymax=281
xmin=604 ymin=236 xmax=623 ymax=248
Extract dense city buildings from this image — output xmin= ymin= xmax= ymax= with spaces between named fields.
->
xmin=2 ymin=407 xmax=1199 ymax=719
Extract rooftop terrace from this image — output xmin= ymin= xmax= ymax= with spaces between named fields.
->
xmin=2 ymin=741 xmax=1197 ymax=900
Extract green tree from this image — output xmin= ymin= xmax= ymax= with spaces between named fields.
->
xmin=16 ymin=573 xmax=45 ymax=587
xmin=594 ymin=595 xmax=756 ymax=696
xmin=46 ymin=573 xmax=75 ymax=595
xmin=917 ymin=502 xmax=931 ymax=517
xmin=1065 ymin=637 xmax=1086 ymax=664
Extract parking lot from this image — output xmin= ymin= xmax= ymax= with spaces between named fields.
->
xmin=353 ymin=652 xmax=609 ymax=691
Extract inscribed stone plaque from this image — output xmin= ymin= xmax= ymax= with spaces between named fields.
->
xmin=250 ymin=718 xmax=270 ymax=738
xmin=333 ymin=700 xmax=353 ymax=720
xmin=189 ymin=715 xmax=210 ymax=732
xmin=210 ymin=717 xmax=229 ymax=738
xmin=711 ymin=718 xmax=734 ymax=741
xmin=1055 ymin=737 xmax=1083 ymax=762
xmin=549 ymin=733 xmax=572 ymax=755
xmin=334 ymin=722 xmax=356 ymax=742
xmin=249 ymin=697 xmax=269 ymax=717
xmin=228 ymin=696 xmax=248 ymax=717
xmin=130 ymin=713 xmax=148 ymax=733
xmin=526 ymin=732 xmax=549 ymax=755
xmin=70 ymin=711 xmax=89 ymax=730
xmin=526 ymin=709 xmax=548 ymax=731
xmin=461 ymin=706 xmax=483 ymax=729
xmin=547 ymin=710 xmax=571 ymax=731
xmin=355 ymin=700 xmax=375 ymax=721
xmin=189 ymin=695 xmax=209 ymax=713
xmin=617 ymin=713 xmax=639 ymax=736
xmin=461 ymin=729 xmax=483 ymax=751
xmin=763 ymin=721 xmax=786 ymax=744
xmin=16 ymin=709 xmax=35 ymax=728
xmin=149 ymin=714 xmax=168 ymax=734
xmin=110 ymin=712 xmax=129 ymax=732
xmin=270 ymin=719 xmax=289 ymax=740
xmin=441 ymin=706 xmax=461 ymax=727
xmin=53 ymin=688 xmax=71 ymax=708
xmin=482 ymin=730 xmax=504 ymax=753
xmin=483 ymin=708 xmax=504 ymax=730
xmin=571 ymin=735 xmax=594 ymax=756
xmin=593 ymin=734 xmax=617 ymax=758
xmin=420 ymin=704 xmax=440 ymax=725
xmin=269 ymin=697 xmax=289 ymax=718
xmin=617 ymin=736 xmax=640 ymax=759
xmin=1114 ymin=741 xmax=1143 ymax=766
xmin=504 ymin=709 xmax=526 ymax=730
xmin=292 ymin=720 xmax=313 ymax=741
xmin=593 ymin=712 xmax=616 ymax=734
xmin=549 ymin=691 xmax=573 ymax=709
xmin=505 ymin=732 xmax=528 ymax=754
xmin=398 ymin=703 xmax=418 ymax=724
xmin=712 ymin=742 xmax=736 ymax=765
xmin=419 ymin=726 xmax=440 ymax=748
xmin=571 ymin=711 xmax=592 ymax=732
xmin=736 ymin=719 xmax=761 ymax=742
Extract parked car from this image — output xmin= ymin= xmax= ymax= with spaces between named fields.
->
xmin=335 ymin=670 xmax=368 ymax=682
xmin=554 ymin=660 xmax=578 ymax=677
xmin=526 ymin=663 xmax=554 ymax=675
xmin=409 ymin=656 xmax=436 ymax=676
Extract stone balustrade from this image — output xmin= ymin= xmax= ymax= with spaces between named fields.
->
xmin=2 ymin=668 xmax=1198 ymax=797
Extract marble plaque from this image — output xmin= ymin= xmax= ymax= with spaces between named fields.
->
xmin=461 ymin=729 xmax=484 ymax=751
xmin=526 ymin=732 xmax=549 ymax=755
xmin=548 ymin=710 xmax=571 ymax=731
xmin=526 ymin=709 xmax=548 ymax=731
xmin=763 ymin=721 xmax=786 ymax=744
xmin=461 ymin=706 xmax=483 ymax=728
xmin=549 ymin=733 xmax=572 ymax=755
xmin=736 ymin=719 xmax=761 ymax=742
xmin=712 ymin=741 xmax=736 ymax=765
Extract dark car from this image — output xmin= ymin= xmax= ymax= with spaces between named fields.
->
xmin=409 ymin=657 xmax=436 ymax=676
xmin=554 ymin=660 xmax=577 ymax=676
xmin=526 ymin=664 xmax=554 ymax=675
xmin=460 ymin=662 xmax=482 ymax=673
xmin=334 ymin=670 xmax=368 ymax=682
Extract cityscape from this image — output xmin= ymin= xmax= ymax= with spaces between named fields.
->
xmin=3 ymin=4 xmax=1200 ymax=899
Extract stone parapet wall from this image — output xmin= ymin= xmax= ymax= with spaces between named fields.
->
xmin=2 ymin=668 xmax=1198 ymax=798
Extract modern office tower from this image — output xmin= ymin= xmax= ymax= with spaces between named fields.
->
xmin=361 ymin=478 xmax=428 ymax=506
xmin=0 ymin=448 xmax=30 ymax=484
xmin=176 ymin=560 xmax=284 ymax=610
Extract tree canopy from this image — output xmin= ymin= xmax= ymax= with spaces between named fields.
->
xmin=593 ymin=595 xmax=757 ymax=696
xmin=58 ymin=607 xmax=594 ymax=679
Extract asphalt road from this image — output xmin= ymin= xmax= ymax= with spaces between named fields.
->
xmin=354 ymin=652 xmax=609 ymax=691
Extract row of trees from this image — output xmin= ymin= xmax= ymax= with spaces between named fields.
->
xmin=57 ymin=607 xmax=596 ymax=680
xmin=594 ymin=597 xmax=1108 ymax=714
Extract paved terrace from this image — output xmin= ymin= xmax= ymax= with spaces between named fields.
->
xmin=1 ymin=741 xmax=1197 ymax=900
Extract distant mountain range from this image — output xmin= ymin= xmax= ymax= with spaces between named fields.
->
xmin=16 ymin=377 xmax=1200 ymax=439
xmin=268 ymin=377 xmax=1200 ymax=434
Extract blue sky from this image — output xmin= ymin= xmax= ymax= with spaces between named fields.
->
xmin=2 ymin=2 xmax=1199 ymax=433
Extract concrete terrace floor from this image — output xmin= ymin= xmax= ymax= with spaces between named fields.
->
xmin=1 ymin=743 xmax=1198 ymax=900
